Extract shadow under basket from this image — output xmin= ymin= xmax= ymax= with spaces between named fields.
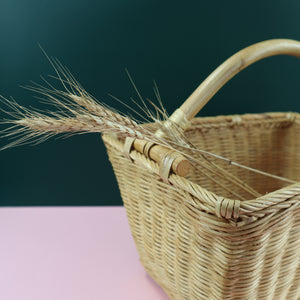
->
xmin=102 ymin=112 xmax=300 ymax=300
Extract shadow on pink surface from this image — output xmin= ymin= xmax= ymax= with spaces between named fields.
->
xmin=146 ymin=273 xmax=170 ymax=299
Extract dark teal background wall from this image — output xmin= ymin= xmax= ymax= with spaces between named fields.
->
xmin=1 ymin=0 xmax=300 ymax=205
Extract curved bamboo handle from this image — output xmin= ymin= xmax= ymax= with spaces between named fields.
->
xmin=171 ymin=39 xmax=300 ymax=125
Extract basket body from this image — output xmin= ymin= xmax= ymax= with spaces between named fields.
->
xmin=102 ymin=112 xmax=300 ymax=300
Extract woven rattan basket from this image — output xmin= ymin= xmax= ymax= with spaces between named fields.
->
xmin=102 ymin=39 xmax=300 ymax=299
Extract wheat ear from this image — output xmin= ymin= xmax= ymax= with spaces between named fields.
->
xmin=0 ymin=95 xmax=160 ymax=150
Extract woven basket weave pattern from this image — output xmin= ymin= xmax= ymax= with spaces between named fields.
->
xmin=103 ymin=113 xmax=300 ymax=300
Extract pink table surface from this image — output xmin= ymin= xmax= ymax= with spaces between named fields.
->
xmin=0 ymin=206 xmax=170 ymax=300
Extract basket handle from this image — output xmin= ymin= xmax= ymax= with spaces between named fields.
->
xmin=167 ymin=39 xmax=300 ymax=129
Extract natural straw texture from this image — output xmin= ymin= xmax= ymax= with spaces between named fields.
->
xmin=103 ymin=112 xmax=300 ymax=300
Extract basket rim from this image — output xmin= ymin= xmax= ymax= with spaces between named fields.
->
xmin=103 ymin=112 xmax=300 ymax=223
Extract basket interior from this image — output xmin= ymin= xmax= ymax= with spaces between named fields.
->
xmin=181 ymin=113 xmax=300 ymax=200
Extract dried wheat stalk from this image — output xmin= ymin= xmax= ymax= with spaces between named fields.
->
xmin=0 ymin=56 xmax=296 ymax=201
xmin=0 ymin=102 xmax=159 ymax=151
xmin=64 ymin=88 xmax=266 ymax=197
